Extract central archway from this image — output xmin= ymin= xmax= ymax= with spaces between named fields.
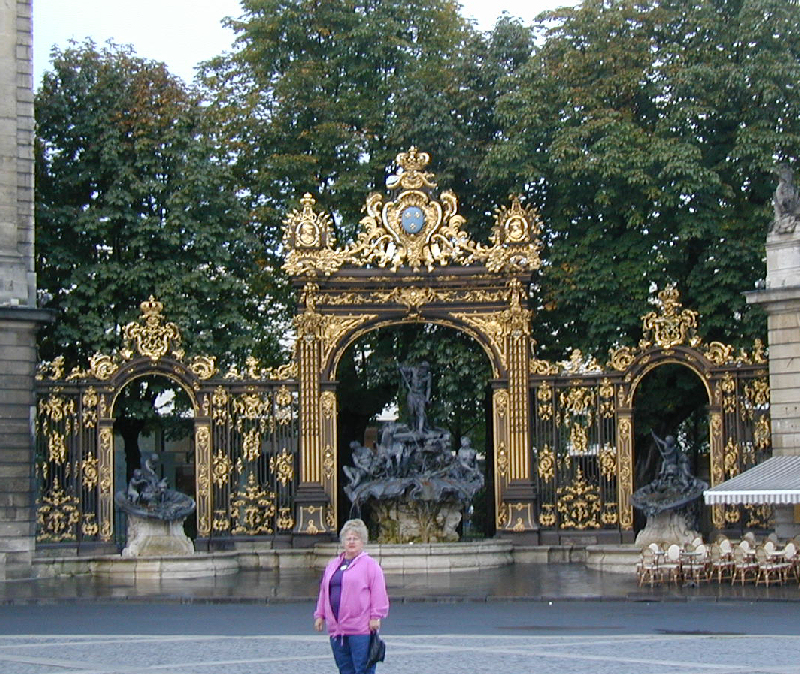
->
xmin=281 ymin=148 xmax=543 ymax=536
xmin=333 ymin=321 xmax=495 ymax=537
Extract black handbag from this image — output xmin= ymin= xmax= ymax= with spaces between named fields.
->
xmin=367 ymin=630 xmax=386 ymax=667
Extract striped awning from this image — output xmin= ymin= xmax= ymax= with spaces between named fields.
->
xmin=704 ymin=456 xmax=800 ymax=505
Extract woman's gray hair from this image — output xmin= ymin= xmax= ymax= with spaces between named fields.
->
xmin=339 ymin=518 xmax=368 ymax=545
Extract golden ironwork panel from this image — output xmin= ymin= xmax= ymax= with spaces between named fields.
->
xmin=493 ymin=389 xmax=510 ymax=529
xmin=617 ymin=416 xmax=633 ymax=530
xmin=196 ymin=423 xmax=212 ymax=537
xmin=531 ymin=374 xmax=622 ymax=531
xmin=296 ymin=504 xmax=327 ymax=535
xmin=97 ymin=424 xmax=114 ymax=541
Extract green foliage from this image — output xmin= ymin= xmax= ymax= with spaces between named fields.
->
xmin=346 ymin=324 xmax=492 ymax=446
xmin=35 ymin=41 xmax=283 ymax=369
xmin=488 ymin=0 xmax=800 ymax=359
xmin=198 ymin=1 xmax=532 ymax=246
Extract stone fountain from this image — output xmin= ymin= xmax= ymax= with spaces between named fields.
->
xmin=114 ymin=453 xmax=196 ymax=557
xmin=630 ymin=432 xmax=708 ymax=547
xmin=344 ymin=362 xmax=484 ymax=543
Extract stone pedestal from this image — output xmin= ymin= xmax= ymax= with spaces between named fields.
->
xmin=634 ymin=510 xmax=700 ymax=548
xmin=121 ymin=515 xmax=194 ymax=558
xmin=371 ymin=499 xmax=463 ymax=543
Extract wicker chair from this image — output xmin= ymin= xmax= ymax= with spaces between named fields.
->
xmin=709 ymin=544 xmax=733 ymax=583
xmin=637 ymin=547 xmax=660 ymax=587
xmin=755 ymin=546 xmax=789 ymax=586
xmin=731 ymin=546 xmax=757 ymax=585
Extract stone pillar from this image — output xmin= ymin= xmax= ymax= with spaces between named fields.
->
xmin=0 ymin=1 xmax=50 ymax=579
xmin=745 ymin=172 xmax=800 ymax=537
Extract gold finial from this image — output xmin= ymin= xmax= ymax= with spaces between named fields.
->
xmin=140 ymin=296 xmax=164 ymax=320
xmin=388 ymin=147 xmax=436 ymax=191
xmin=397 ymin=146 xmax=430 ymax=172
xmin=656 ymin=286 xmax=681 ymax=316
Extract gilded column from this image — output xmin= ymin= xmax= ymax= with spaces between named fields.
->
xmin=293 ymin=285 xmax=330 ymax=534
xmin=499 ymin=280 xmax=537 ymax=533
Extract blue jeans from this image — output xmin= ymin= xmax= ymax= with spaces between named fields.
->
xmin=330 ymin=634 xmax=376 ymax=674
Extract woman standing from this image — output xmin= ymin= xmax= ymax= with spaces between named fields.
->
xmin=314 ymin=519 xmax=389 ymax=674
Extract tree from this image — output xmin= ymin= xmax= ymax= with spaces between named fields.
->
xmin=35 ymin=41 xmax=281 ymax=368
xmin=198 ymin=0 xmax=532 ymax=248
xmin=487 ymin=0 xmax=800 ymax=360
xmin=35 ymin=42 xmax=286 ymax=473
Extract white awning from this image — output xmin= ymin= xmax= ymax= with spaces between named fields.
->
xmin=704 ymin=456 xmax=800 ymax=505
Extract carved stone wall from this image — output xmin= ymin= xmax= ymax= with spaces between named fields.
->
xmin=0 ymin=0 xmax=50 ymax=579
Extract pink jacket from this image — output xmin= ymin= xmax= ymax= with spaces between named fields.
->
xmin=314 ymin=552 xmax=389 ymax=636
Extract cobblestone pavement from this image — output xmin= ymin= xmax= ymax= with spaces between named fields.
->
xmin=2 ymin=601 xmax=800 ymax=674
xmin=1 ymin=631 xmax=800 ymax=674
xmin=4 ymin=562 xmax=800 ymax=673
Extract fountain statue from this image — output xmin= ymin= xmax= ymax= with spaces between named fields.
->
xmin=630 ymin=431 xmax=708 ymax=546
xmin=114 ymin=453 xmax=196 ymax=557
xmin=344 ymin=362 xmax=484 ymax=543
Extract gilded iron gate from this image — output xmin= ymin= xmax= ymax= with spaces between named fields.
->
xmin=528 ymin=287 xmax=772 ymax=538
xmin=35 ymin=152 xmax=773 ymax=547
xmin=34 ymin=298 xmax=299 ymax=549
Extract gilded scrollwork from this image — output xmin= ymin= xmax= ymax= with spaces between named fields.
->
xmin=496 ymin=442 xmax=508 ymax=478
xmin=608 ymin=345 xmax=637 ymax=371
xmin=282 ymin=148 xmax=542 ymax=276
xmin=754 ymin=415 xmax=771 ymax=451
xmin=642 ymin=285 xmax=700 ymax=348
xmin=230 ymin=473 xmax=276 ymax=535
xmin=47 ymin=432 xmax=67 ymax=465
xmin=242 ymin=428 xmax=262 ymax=462
xmin=37 ymin=477 xmax=79 ymax=542
xmin=81 ymin=387 xmax=99 ymax=428
xmin=322 ymin=444 xmax=335 ymax=481
xmin=539 ymin=504 xmax=557 ymax=527
xmin=211 ymin=449 xmax=233 ymax=488
xmin=706 ymin=341 xmax=736 ymax=365
xmin=189 ymin=356 xmax=216 ymax=379
xmin=277 ymin=507 xmax=294 ymax=531
xmin=89 ymin=353 xmax=119 ymax=380
xmin=123 ymin=296 xmax=181 ymax=361
xmin=536 ymin=382 xmax=554 ymax=420
xmin=557 ymin=468 xmax=601 ymax=529
xmin=270 ymin=449 xmax=295 ymax=487
xmin=723 ymin=438 xmax=740 ymax=478
xmin=598 ymin=443 xmax=617 ymax=479
xmin=81 ymin=453 xmax=99 ymax=490
xmin=537 ymin=444 xmax=555 ymax=480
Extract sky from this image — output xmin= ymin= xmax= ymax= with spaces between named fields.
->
xmin=33 ymin=0 xmax=578 ymax=86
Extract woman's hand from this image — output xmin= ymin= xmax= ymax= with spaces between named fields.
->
xmin=369 ymin=618 xmax=381 ymax=630
xmin=314 ymin=618 xmax=325 ymax=632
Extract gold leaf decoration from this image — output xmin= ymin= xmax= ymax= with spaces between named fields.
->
xmin=122 ymin=296 xmax=181 ymax=361
xmin=270 ymin=449 xmax=295 ymax=487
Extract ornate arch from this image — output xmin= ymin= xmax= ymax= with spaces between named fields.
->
xmin=528 ymin=286 xmax=771 ymax=541
xmin=282 ymin=148 xmax=543 ymax=535
xmin=34 ymin=298 xmax=300 ymax=549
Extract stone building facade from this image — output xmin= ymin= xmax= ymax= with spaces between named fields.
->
xmin=0 ymin=0 xmax=50 ymax=579
xmin=745 ymin=167 xmax=800 ymax=537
